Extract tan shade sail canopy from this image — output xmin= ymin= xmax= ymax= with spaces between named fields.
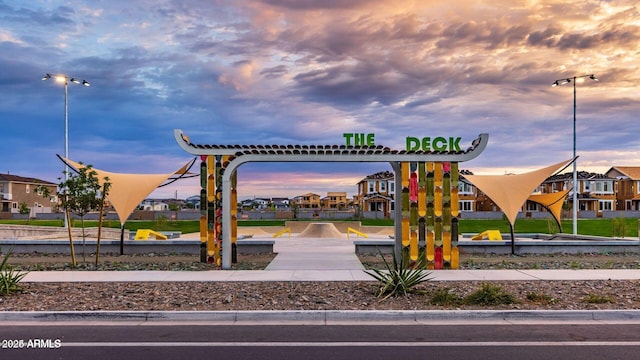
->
xmin=464 ymin=159 xmax=572 ymax=226
xmin=62 ymin=157 xmax=193 ymax=226
xmin=528 ymin=189 xmax=570 ymax=229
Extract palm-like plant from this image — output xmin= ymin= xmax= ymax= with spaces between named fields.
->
xmin=365 ymin=249 xmax=432 ymax=300
xmin=0 ymin=250 xmax=28 ymax=295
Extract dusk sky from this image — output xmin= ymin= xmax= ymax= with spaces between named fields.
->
xmin=1 ymin=0 xmax=638 ymax=200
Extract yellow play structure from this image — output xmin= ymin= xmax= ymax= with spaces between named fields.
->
xmin=134 ymin=229 xmax=168 ymax=240
xmin=471 ymin=230 xmax=502 ymax=241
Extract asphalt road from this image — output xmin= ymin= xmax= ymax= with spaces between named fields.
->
xmin=2 ymin=322 xmax=640 ymax=359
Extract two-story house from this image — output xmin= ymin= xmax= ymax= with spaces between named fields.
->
xmin=356 ymin=171 xmax=395 ymax=217
xmin=0 ymin=174 xmax=58 ymax=217
xmin=321 ymin=192 xmax=347 ymax=209
xmin=458 ymin=170 xmax=480 ymax=212
xmin=271 ymin=197 xmax=290 ymax=210
xmin=292 ymin=193 xmax=321 ymax=209
xmin=540 ymin=171 xmax=616 ymax=213
xmin=605 ymin=166 xmax=640 ymax=210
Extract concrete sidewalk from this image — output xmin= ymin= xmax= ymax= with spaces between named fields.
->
xmin=21 ymin=269 xmax=640 ymax=283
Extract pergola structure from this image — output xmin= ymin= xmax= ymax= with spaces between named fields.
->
xmin=174 ymin=129 xmax=489 ymax=270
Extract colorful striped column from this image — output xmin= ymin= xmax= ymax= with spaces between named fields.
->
xmin=400 ymin=161 xmax=460 ymax=269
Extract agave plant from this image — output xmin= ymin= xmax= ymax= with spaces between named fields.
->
xmin=0 ymin=249 xmax=28 ymax=296
xmin=364 ymin=249 xmax=432 ymax=300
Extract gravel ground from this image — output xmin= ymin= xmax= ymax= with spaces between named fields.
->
xmin=1 ymin=252 xmax=639 ymax=311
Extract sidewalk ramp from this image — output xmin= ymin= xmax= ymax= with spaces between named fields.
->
xmin=297 ymin=222 xmax=346 ymax=238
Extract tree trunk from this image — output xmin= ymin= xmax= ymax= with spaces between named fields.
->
xmin=81 ymin=217 xmax=86 ymax=263
xmin=95 ymin=197 xmax=106 ymax=267
xmin=66 ymin=207 xmax=76 ymax=268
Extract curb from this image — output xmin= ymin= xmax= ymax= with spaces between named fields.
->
xmin=2 ymin=310 xmax=640 ymax=323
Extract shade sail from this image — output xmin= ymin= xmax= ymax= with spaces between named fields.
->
xmin=62 ymin=158 xmax=192 ymax=226
xmin=528 ymin=189 xmax=570 ymax=230
xmin=464 ymin=159 xmax=572 ymax=226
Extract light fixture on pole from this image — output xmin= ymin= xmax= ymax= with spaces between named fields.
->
xmin=551 ymin=73 xmax=598 ymax=236
xmin=42 ymin=73 xmax=90 ymax=227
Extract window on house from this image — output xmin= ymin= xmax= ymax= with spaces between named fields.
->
xmin=584 ymin=181 xmax=591 ymax=192
xmin=599 ymin=200 xmax=613 ymax=211
xmin=459 ymin=182 xmax=473 ymax=194
xmin=25 ymin=185 xmax=30 ymax=194
xmin=637 ymin=181 xmax=640 ymax=194
xmin=368 ymin=181 xmax=374 ymax=192
xmin=380 ymin=181 xmax=386 ymax=192
xmin=389 ymin=182 xmax=395 ymax=193
xmin=459 ymin=201 xmax=473 ymax=212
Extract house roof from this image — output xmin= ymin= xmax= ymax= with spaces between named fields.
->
xmin=362 ymin=192 xmax=393 ymax=201
xmin=0 ymin=174 xmax=56 ymax=185
xmin=607 ymin=166 xmax=640 ymax=180
xmin=358 ymin=171 xmax=393 ymax=183
xmin=360 ymin=169 xmax=474 ymax=184
xmin=544 ymin=171 xmax=613 ymax=182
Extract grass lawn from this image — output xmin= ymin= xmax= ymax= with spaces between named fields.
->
xmin=0 ymin=217 xmax=636 ymax=238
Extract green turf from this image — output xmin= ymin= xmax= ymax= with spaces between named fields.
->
xmin=1 ymin=217 xmax=637 ymax=237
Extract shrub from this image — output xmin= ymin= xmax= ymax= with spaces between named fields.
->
xmin=429 ymin=287 xmax=463 ymax=306
xmin=584 ymin=294 xmax=613 ymax=304
xmin=463 ymin=283 xmax=517 ymax=306
xmin=526 ymin=292 xmax=556 ymax=304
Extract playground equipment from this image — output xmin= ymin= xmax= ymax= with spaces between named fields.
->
xmin=272 ymin=228 xmax=291 ymax=239
xmin=347 ymin=227 xmax=368 ymax=238
xmin=471 ymin=230 xmax=502 ymax=241
xmin=134 ymin=229 xmax=168 ymax=240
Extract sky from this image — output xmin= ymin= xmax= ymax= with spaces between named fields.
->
xmin=1 ymin=0 xmax=639 ymax=200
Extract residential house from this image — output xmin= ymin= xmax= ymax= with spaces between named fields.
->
xmin=321 ymin=192 xmax=347 ymax=209
xmin=270 ymin=197 xmax=290 ymax=210
xmin=139 ymin=199 xmax=169 ymax=211
xmin=253 ymin=198 xmax=270 ymax=210
xmin=458 ymin=170 xmax=480 ymax=212
xmin=541 ymin=171 xmax=616 ymax=213
xmin=292 ymin=193 xmax=321 ymax=209
xmin=185 ymin=194 xmax=201 ymax=209
xmin=605 ymin=166 xmax=640 ymax=210
xmin=0 ymin=174 xmax=58 ymax=217
xmin=356 ymin=171 xmax=395 ymax=217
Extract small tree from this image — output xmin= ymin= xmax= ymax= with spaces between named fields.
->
xmin=18 ymin=202 xmax=30 ymax=221
xmin=61 ymin=164 xmax=110 ymax=264
xmin=38 ymin=164 xmax=111 ymax=267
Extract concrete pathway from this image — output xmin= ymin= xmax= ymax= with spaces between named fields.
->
xmin=265 ymin=237 xmax=364 ymax=271
xmin=21 ymin=269 xmax=640 ymax=283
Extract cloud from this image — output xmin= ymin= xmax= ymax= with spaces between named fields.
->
xmin=1 ymin=0 xmax=639 ymax=200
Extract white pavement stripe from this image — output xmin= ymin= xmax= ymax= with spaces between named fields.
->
xmin=60 ymin=341 xmax=640 ymax=347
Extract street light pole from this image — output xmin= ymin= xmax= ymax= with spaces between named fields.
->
xmin=552 ymin=74 xmax=598 ymax=236
xmin=42 ymin=73 xmax=90 ymax=227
